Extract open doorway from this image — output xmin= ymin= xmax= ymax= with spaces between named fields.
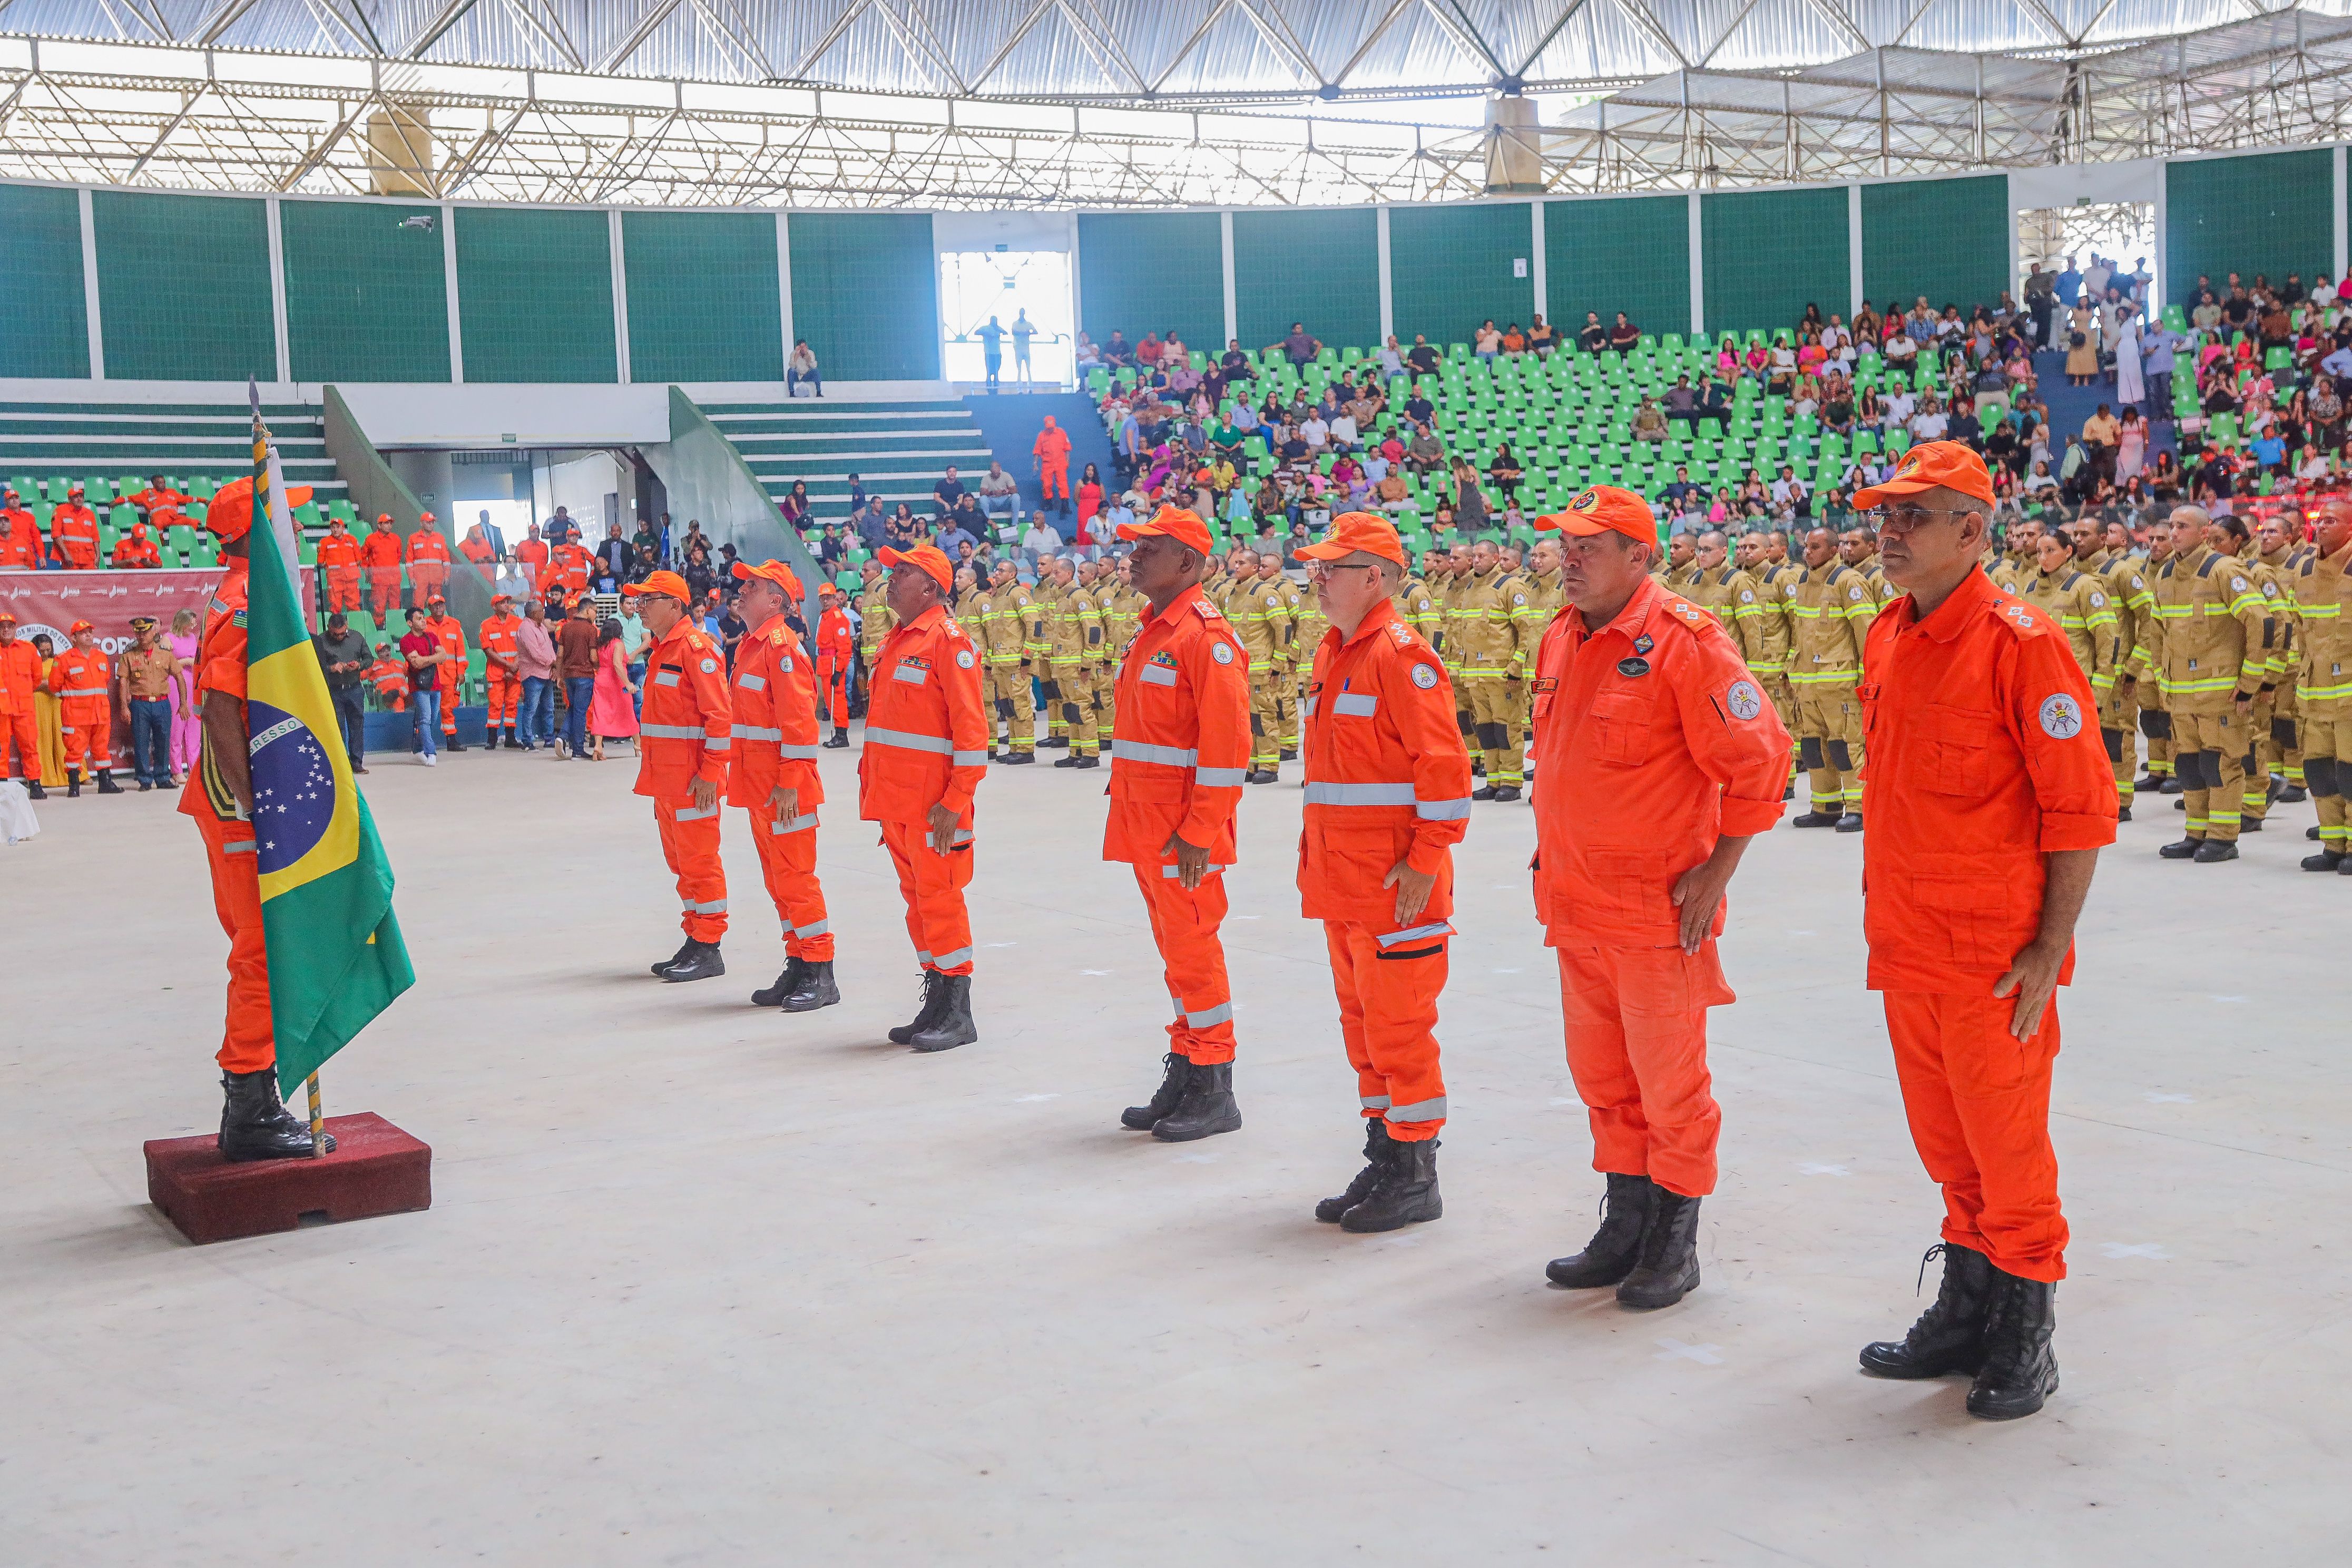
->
xmin=939 ymin=248 xmax=1072 ymax=390
xmin=2018 ymin=202 xmax=2158 ymax=308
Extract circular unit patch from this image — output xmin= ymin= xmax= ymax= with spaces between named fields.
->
xmin=1210 ymin=641 xmax=1234 ymax=664
xmin=1410 ymin=662 xmax=1439 ymax=689
xmin=2037 ymin=693 xmax=2085 ymax=739
xmin=700 ymin=658 xmax=718 ymax=674
xmin=956 ymin=648 xmax=975 ymax=669
xmin=1725 ymin=680 xmax=1763 ymax=721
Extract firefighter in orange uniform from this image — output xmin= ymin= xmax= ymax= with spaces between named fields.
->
xmin=624 ymin=570 xmax=733 ymax=982
xmin=50 ymin=620 xmax=120 ymax=794
xmin=315 ymin=513 xmax=362 ymax=617
xmin=459 ymin=521 xmax=497 ymax=580
xmin=550 ymin=533 xmax=594 ymax=603
xmin=111 ymin=520 xmax=163 ymax=569
xmin=478 ymin=592 xmax=523 ymax=748
xmin=406 ymin=513 xmax=451 ymax=609
xmin=1033 ymin=414 xmax=1073 ymax=518
xmin=181 ymin=474 xmax=331 ymax=1161
xmin=814 ymin=583 xmax=855 ymax=746
xmin=129 ymin=475 xmax=185 ymax=513
xmin=1525 ymin=487 xmax=1791 ymax=1310
xmin=359 ymin=513 xmax=405 ymax=629
xmin=2 ymin=487 xmax=40 ymax=569
xmin=515 ymin=522 xmax=550 ymax=595
xmin=51 ymin=483 xmax=100 ymax=569
xmin=369 ymin=644 xmax=409 ymax=712
xmin=0 ymin=611 xmax=47 ymax=798
xmin=861 ymin=542 xmax=990 ymax=1053
xmin=728 ymin=559 xmax=839 ymax=1014
xmin=1848 ymin=443 xmax=2115 ymax=1422
xmin=420 ymin=595 xmax=469 ymax=749
xmin=1104 ymin=506 xmax=1254 ymax=1141
xmin=1292 ymin=512 xmax=1474 ymax=1232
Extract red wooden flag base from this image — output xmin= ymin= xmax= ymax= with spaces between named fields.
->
xmin=145 ymin=1113 xmax=432 ymax=1245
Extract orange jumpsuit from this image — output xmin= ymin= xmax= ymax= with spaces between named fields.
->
xmin=1858 ymin=565 xmax=2118 ymax=1284
xmin=179 ymin=556 xmax=273 ymax=1074
xmin=459 ymin=530 xmax=496 ymax=580
xmin=478 ymin=610 xmax=522 ymax=734
xmin=0 ymin=635 xmax=43 ymax=780
xmin=814 ymin=605 xmax=854 ymax=728
xmin=1 ymin=504 xmax=38 ymax=569
xmin=51 ymin=503 xmax=99 ymax=569
xmin=858 ymin=602 xmax=989 ymax=976
xmin=426 ymin=612 xmax=468 ymax=736
xmin=407 ymin=527 xmax=452 ymax=608
xmin=729 ymin=613 xmax=832 ymax=962
xmin=1298 ymin=597 xmax=1473 ymax=1142
xmin=369 ymin=654 xmax=409 ymax=711
xmin=1105 ymin=591 xmax=1252 ymax=1065
xmin=315 ymin=527 xmax=361 ymax=615
xmin=636 ymin=618 xmax=734 ymax=942
xmin=1033 ymin=419 xmax=1072 ymax=505
xmin=1530 ymin=576 xmax=1792 ymax=1198
xmin=516 ymin=536 xmax=550 ymax=594
xmin=359 ymin=526 xmax=405 ymax=626
xmin=550 ymin=543 xmax=593 ymax=602
xmin=129 ymin=485 xmax=187 ymax=514
xmin=112 ymin=525 xmax=162 ymax=569
xmin=49 ymin=644 xmax=113 ymax=772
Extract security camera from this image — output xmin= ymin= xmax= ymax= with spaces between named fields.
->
xmin=399 ymin=214 xmax=436 ymax=232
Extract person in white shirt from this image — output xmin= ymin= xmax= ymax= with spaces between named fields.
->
xmin=2082 ymin=256 xmax=2112 ymax=301
xmin=1020 ymin=514 xmax=1061 ymax=561
xmin=2024 ymin=459 xmax=2057 ymax=492
xmin=2312 ymin=276 xmax=2339 ymax=309
xmin=1821 ymin=317 xmax=1853 ymax=366
xmin=1909 ymin=399 xmax=1949 ymax=442
xmin=1377 ymin=336 xmax=1406 ymax=379
xmin=1328 ymin=411 xmax=1358 ymax=452
xmin=1884 ymin=388 xmax=1917 ymax=427
xmin=1300 ymin=414 xmax=1329 ymax=453
xmin=1883 ymin=333 xmax=1918 ymax=366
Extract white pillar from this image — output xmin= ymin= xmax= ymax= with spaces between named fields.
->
xmin=1846 ymin=183 xmax=1865 ymax=317
xmin=1687 ymin=193 xmax=1705 ymax=336
xmin=775 ymin=210 xmax=795 ymax=377
xmin=1530 ymin=199 xmax=1549 ymax=329
xmin=265 ymin=195 xmax=292 ymax=387
xmin=609 ymin=207 xmax=631 ymax=384
xmin=442 ymin=202 xmax=464 ymax=384
xmin=1376 ymin=205 xmax=1394 ymax=343
xmin=1219 ymin=208 xmax=1238 ymax=349
xmin=78 ymin=187 xmax=104 ymax=379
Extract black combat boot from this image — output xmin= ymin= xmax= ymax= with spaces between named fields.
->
xmin=751 ymin=957 xmax=806 ymax=1007
xmin=660 ymin=940 xmax=726 ymax=982
xmin=67 ymin=768 xmax=81 ymax=798
xmin=2239 ymin=814 xmax=2263 ymax=832
xmin=1859 ymin=1243 xmax=1995 ymax=1378
xmin=1790 ymin=809 xmax=1839 ymax=827
xmin=218 ymin=1069 xmax=335 ymax=1162
xmin=781 ymin=961 xmax=839 ymax=1013
xmin=23 ymin=779 xmax=44 ymax=800
xmin=908 ymin=974 xmax=976 ymax=1052
xmin=1836 ymin=811 xmax=1864 ymax=832
xmin=2279 ymin=784 xmax=2308 ymax=803
xmin=1122 ymin=1052 xmax=1189 ymax=1130
xmin=889 ymin=971 xmax=946 ymax=1044
xmin=650 ymin=937 xmax=697 ymax=976
xmin=1042 ymin=735 xmax=1069 ymax=750
xmin=1472 ymin=783 xmax=1498 ymax=801
xmin=2159 ymin=776 xmax=2182 ymax=793
xmin=1493 ymin=785 xmax=1522 ymax=802
xmin=2118 ymin=806 xmax=2132 ymax=822
xmin=2302 ymin=848 xmax=2344 ymax=872
xmin=1315 ymin=1119 xmax=1393 ymax=1222
xmin=1151 ymin=1061 xmax=1240 ymax=1142
xmin=1340 ymin=1135 xmax=1440 ymax=1232
xmin=1616 ymin=1189 xmax=1702 ymax=1308
xmin=1074 ymin=754 xmax=1099 ymax=769
xmin=825 ymin=728 xmax=850 ymax=749
xmin=2158 ymin=835 xmax=2202 ymax=859
xmin=999 ymin=750 xmax=1034 ymax=765
xmin=2192 ymin=839 xmax=2239 ymax=863
xmin=446 ymin=735 xmax=466 ymax=752
xmin=1054 ymin=753 xmax=1084 ymax=768
xmin=1966 ymin=1269 xmax=2059 ymax=1420
xmin=1279 ymin=746 xmax=1298 ymax=761
xmin=96 ymin=768 xmax=123 ymax=793
xmin=2133 ymin=768 xmax=2164 ymax=791
xmin=1545 ymin=1172 xmax=1656 ymax=1288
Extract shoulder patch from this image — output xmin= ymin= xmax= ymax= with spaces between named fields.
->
xmin=1192 ymin=598 xmax=1222 ymax=620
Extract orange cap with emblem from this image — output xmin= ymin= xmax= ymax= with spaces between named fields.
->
xmin=878 ymin=542 xmax=954 ymax=592
xmin=1295 ymin=511 xmax=1407 ymax=567
xmin=201 ymin=475 xmax=315 ymax=543
xmin=1117 ymin=504 xmax=1213 ymax=554
xmin=732 ymin=558 xmax=805 ymax=599
xmin=623 ymin=570 xmax=692 ymax=601
xmin=1852 ymin=440 xmax=1995 ymax=508
xmin=1537 ymin=484 xmax=1656 ymax=547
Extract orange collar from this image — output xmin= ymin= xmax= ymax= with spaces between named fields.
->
xmin=1897 ymin=563 xmax=1996 ymax=643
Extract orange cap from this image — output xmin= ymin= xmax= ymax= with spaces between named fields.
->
xmin=817 ymin=582 xmax=842 ymax=599
xmin=491 ymin=592 xmax=513 ymax=604
xmin=0 ymin=610 xmax=16 ymax=624
xmin=375 ymin=513 xmax=394 ymax=524
xmin=1851 ymin=440 xmax=1995 ymax=508
xmin=878 ymin=543 xmax=954 ymax=592
xmin=69 ymin=619 xmax=95 ymax=634
xmin=731 ymin=558 xmax=805 ymax=599
xmin=418 ymin=511 xmax=436 ymax=524
xmin=1117 ymin=504 xmax=1213 ymax=554
xmin=201 ymin=475 xmax=315 ymax=542
xmin=1295 ymin=511 xmax=1406 ymax=568
xmin=623 ymin=569 xmax=691 ymax=601
xmin=1537 ymin=485 xmax=1656 ymax=547
xmin=428 ymin=594 xmax=446 ymax=605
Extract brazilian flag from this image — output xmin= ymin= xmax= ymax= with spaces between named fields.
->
xmin=244 ymin=421 xmax=414 ymax=1095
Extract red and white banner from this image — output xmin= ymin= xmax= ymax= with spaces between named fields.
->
xmin=0 ymin=569 xmax=315 ymax=657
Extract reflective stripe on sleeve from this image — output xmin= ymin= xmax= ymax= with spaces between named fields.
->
xmin=1384 ymin=1095 xmax=1447 ymax=1123
xmin=1415 ymin=797 xmax=1472 ymax=820
xmin=778 ymin=743 xmax=820 ymax=759
xmin=1302 ymin=781 xmax=1417 ymax=806
xmin=732 ymin=724 xmax=783 ymax=741
xmin=641 ymin=723 xmax=708 ymax=739
xmin=1193 ymin=766 xmax=1247 ymax=787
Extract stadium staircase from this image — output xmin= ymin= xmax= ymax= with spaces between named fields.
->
xmin=2031 ymin=349 xmax=2179 ymax=464
xmin=959 ymin=391 xmax=1118 ymax=524
xmin=698 ymin=397 xmax=992 ymax=517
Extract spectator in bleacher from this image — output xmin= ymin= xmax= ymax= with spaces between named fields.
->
xmin=1489 ymin=444 xmax=1524 ymax=500
xmin=1578 ymin=312 xmax=1607 ymax=353
xmin=1664 ymin=375 xmax=1698 ymax=418
xmin=852 ymin=496 xmax=889 ymax=550
xmin=1405 ymin=421 xmax=1445 ymax=475
xmin=679 ymin=543 xmax=717 ymax=606
xmin=1374 ymin=335 xmax=1405 ymax=379
xmin=1076 ymin=331 xmax=1101 ymax=371
xmin=1528 ymin=315 xmax=1557 ymax=356
xmin=886 ymin=504 xmax=920 ymax=546
xmin=312 ymin=611 xmax=371 ymax=776
xmin=1609 ymin=313 xmax=1640 ymax=353
xmin=1219 ymin=340 xmax=1256 ymax=385
xmin=933 ymin=464 xmax=967 ymax=517
xmin=935 ymin=499 xmax=983 ymax=561
xmin=1474 ymin=320 xmax=1502 ymax=363
xmin=778 ymin=480 xmax=812 ymax=530
xmin=110 ymin=520 xmax=161 ymax=569
xmin=977 ymin=459 xmax=1021 ymax=524
xmin=1020 ymin=512 xmax=1060 ymax=564
xmin=1632 ymin=397 xmax=1669 ymax=442
xmin=515 ymin=599 xmax=556 ymax=750
xmin=1300 ymin=407 xmax=1329 ymax=456
xmin=1407 ymin=335 xmax=1442 ymax=377
xmin=788 ymin=338 xmax=822 ymax=399
xmin=1074 ymin=462 xmax=1104 ymax=529
xmin=1102 ymin=330 xmax=1133 ymax=368
xmin=1449 ymin=457 xmax=1489 ymax=535
xmin=1270 ymin=322 xmax=1322 ymax=370
xmin=1136 ymin=331 xmax=1165 ymax=369
xmin=1501 ymin=323 xmax=1526 ymax=356
xmin=50 ymin=484 xmax=98 ymax=569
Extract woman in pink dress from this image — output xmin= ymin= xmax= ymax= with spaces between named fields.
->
xmin=168 ymin=606 xmax=201 ymax=782
xmin=586 ymin=620 xmax=640 ymax=762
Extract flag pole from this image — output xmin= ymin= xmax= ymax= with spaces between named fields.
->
xmin=306 ymin=1072 xmax=326 ymax=1157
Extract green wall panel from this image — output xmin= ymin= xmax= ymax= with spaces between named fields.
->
xmin=625 ymin=210 xmax=783 ymax=383
xmin=788 ymin=212 xmax=939 ymax=382
xmin=1860 ymin=176 xmax=2007 ymax=317
xmin=1389 ymin=202 xmax=1534 ymax=350
xmin=281 ymin=199 xmax=450 ymax=383
xmin=1076 ymin=212 xmax=1222 ymax=360
xmin=2165 ymin=151 xmax=2334 ymax=308
xmin=1702 ymin=187 xmax=1848 ymax=338
xmin=1545 ymin=194 xmax=1689 ymax=340
xmin=455 ymin=207 xmax=615 ymax=383
xmin=1232 ymin=208 xmax=1379 ymax=354
xmin=0 ymin=184 xmax=90 ymax=379
xmin=92 ymin=190 xmax=274 ymax=381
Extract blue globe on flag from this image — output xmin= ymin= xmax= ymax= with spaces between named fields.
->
xmin=247 ymin=699 xmax=340 ymax=876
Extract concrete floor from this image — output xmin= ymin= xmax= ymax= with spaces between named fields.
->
xmin=4 ymin=740 xmax=2346 ymax=1566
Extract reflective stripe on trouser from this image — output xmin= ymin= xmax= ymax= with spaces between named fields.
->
xmin=1133 ymin=860 xmax=1234 ymax=1065
xmin=198 ymin=811 xmax=275 ymax=1075
xmin=655 ymin=795 xmax=728 ymax=940
xmin=2174 ymin=708 xmax=2245 ymax=842
xmin=989 ymin=663 xmax=1035 ymax=751
xmin=1322 ymin=919 xmax=1447 ymax=1142
xmin=748 ymin=800 xmax=831 ymax=961
xmin=58 ymin=698 xmax=112 ymax=770
xmin=881 ymin=817 xmax=975 ymax=975
xmin=325 ymin=566 xmax=360 ymax=614
xmin=1248 ymin=672 xmax=1290 ymax=767
xmin=2307 ymin=717 xmax=2352 ymax=844
xmin=1555 ymin=940 xmax=1734 ymax=1198
xmin=0 ymin=709 xmax=38 ymax=780
xmin=484 ymin=671 xmax=520 ymax=731
xmin=2099 ymin=680 xmax=2138 ymax=808
xmin=1882 ymin=988 xmax=2067 ymax=1283
xmin=1050 ymin=665 xmax=1099 ymax=756
xmin=1796 ymin=685 xmax=1863 ymax=810
xmin=1468 ymin=676 xmax=1521 ymax=786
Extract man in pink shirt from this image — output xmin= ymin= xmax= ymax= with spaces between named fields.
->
xmin=513 ymin=597 xmax=560 ymax=751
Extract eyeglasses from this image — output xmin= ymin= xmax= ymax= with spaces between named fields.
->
xmin=1865 ymin=504 xmax=1979 ymax=535
xmin=1306 ymin=560 xmax=1377 ymax=577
